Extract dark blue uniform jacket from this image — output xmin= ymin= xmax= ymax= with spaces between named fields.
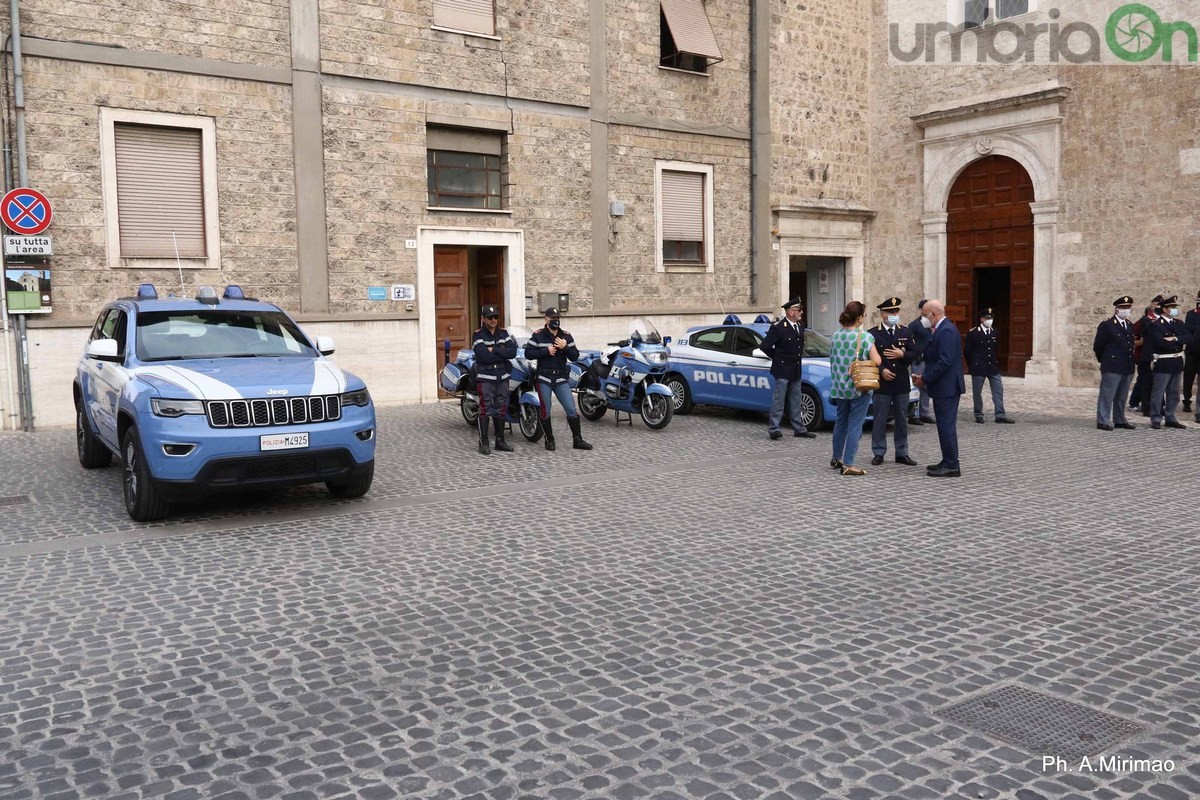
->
xmin=759 ymin=319 xmax=805 ymax=382
xmin=964 ymin=325 xmax=1002 ymax=377
xmin=472 ymin=325 xmax=517 ymax=382
xmin=1143 ymin=316 xmax=1195 ymax=374
xmin=869 ymin=324 xmax=916 ymax=395
xmin=524 ymin=326 xmax=580 ymax=385
xmin=1093 ymin=316 xmax=1135 ymax=376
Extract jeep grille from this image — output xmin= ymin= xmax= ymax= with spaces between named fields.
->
xmin=206 ymin=395 xmax=342 ymax=428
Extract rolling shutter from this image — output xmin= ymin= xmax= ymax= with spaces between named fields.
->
xmin=660 ymin=0 xmax=723 ymax=62
xmin=114 ymin=124 xmax=206 ymax=259
xmin=661 ymin=170 xmax=705 ymax=242
xmin=433 ymin=0 xmax=495 ymax=36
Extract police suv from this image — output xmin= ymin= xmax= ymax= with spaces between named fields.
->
xmin=74 ymin=284 xmax=376 ymax=521
xmin=662 ymin=315 xmax=919 ymax=429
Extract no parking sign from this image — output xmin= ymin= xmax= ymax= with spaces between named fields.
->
xmin=1 ymin=188 xmax=53 ymax=235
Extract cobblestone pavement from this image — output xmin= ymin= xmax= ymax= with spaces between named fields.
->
xmin=1 ymin=387 xmax=1198 ymax=800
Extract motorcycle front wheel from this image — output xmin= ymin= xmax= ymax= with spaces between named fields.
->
xmin=578 ymin=392 xmax=607 ymax=421
xmin=518 ymin=403 xmax=544 ymax=442
xmin=461 ymin=396 xmax=480 ymax=426
xmin=640 ymin=392 xmax=673 ymax=430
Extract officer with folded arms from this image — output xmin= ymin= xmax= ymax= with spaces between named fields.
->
xmin=1144 ymin=294 xmax=1195 ymax=429
xmin=472 ymin=304 xmax=518 ymax=454
xmin=524 ymin=307 xmax=592 ymax=452
xmin=868 ymin=297 xmax=917 ymax=466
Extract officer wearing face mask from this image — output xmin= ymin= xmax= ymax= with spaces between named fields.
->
xmin=1143 ymin=294 xmax=1195 ymax=429
xmin=524 ymin=308 xmax=592 ymax=451
xmin=868 ymin=298 xmax=917 ymax=466
xmin=964 ymin=307 xmax=1015 ymax=424
xmin=1093 ymin=295 xmax=1137 ymax=431
xmin=1183 ymin=291 xmax=1200 ymax=417
xmin=907 ymin=299 xmax=935 ymax=425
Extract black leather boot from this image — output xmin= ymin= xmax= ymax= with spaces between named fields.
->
xmin=568 ymin=416 xmax=592 ymax=450
xmin=477 ymin=416 xmax=491 ymax=455
xmin=543 ymin=417 xmax=556 ymax=451
xmin=493 ymin=422 xmax=514 ymax=452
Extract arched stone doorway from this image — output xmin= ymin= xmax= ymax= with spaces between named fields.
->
xmin=946 ymin=155 xmax=1034 ymax=377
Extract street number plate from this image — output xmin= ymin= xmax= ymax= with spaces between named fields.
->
xmin=260 ymin=432 xmax=309 ymax=451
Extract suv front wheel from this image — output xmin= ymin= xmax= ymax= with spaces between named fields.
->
xmin=327 ymin=460 xmax=374 ymax=499
xmin=122 ymin=427 xmax=169 ymax=522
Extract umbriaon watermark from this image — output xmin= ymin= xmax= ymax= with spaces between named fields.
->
xmin=887 ymin=1 xmax=1200 ymax=64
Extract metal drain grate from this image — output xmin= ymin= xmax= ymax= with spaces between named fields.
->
xmin=0 ymin=495 xmax=30 ymax=507
xmin=935 ymin=684 xmax=1144 ymax=760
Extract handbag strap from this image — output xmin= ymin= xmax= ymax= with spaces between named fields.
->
xmin=854 ymin=328 xmax=869 ymax=361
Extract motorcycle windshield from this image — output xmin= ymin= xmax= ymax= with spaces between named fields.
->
xmin=509 ymin=324 xmax=534 ymax=347
xmin=629 ymin=318 xmax=663 ymax=345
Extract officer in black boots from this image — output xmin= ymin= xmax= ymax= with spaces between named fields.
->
xmin=524 ymin=307 xmax=592 ymax=451
xmin=1093 ymin=295 xmax=1137 ymax=431
xmin=964 ymin=307 xmax=1015 ymax=424
xmin=472 ymin=304 xmax=518 ymax=454
xmin=869 ymin=297 xmax=918 ymax=466
xmin=1144 ymin=295 xmax=1195 ymax=429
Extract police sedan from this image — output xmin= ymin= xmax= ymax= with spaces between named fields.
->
xmin=661 ymin=315 xmax=918 ymax=429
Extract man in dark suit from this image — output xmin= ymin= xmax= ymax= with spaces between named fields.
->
xmin=913 ymin=299 xmax=965 ymax=477
xmin=1093 ymin=295 xmax=1137 ymax=431
xmin=1183 ymin=291 xmax=1200 ymax=417
xmin=868 ymin=297 xmax=917 ymax=466
xmin=759 ymin=297 xmax=816 ymax=440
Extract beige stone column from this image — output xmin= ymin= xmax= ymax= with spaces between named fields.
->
xmin=1024 ymin=199 xmax=1062 ymax=385
xmin=920 ymin=212 xmax=948 ymax=301
xmin=291 ymin=0 xmax=330 ymax=313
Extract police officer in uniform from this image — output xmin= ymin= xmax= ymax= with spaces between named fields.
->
xmin=1093 ymin=295 xmax=1137 ymax=431
xmin=964 ymin=307 xmax=1015 ymax=424
xmin=1183 ymin=291 xmax=1200 ymax=416
xmin=759 ymin=297 xmax=816 ymax=440
xmin=868 ymin=297 xmax=918 ymax=466
xmin=1144 ymin=295 xmax=1195 ymax=429
xmin=1129 ymin=297 xmax=1162 ymax=414
xmin=472 ymin=304 xmax=518 ymax=454
xmin=524 ymin=307 xmax=592 ymax=452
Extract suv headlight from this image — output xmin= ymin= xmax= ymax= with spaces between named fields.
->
xmin=341 ymin=388 xmax=371 ymax=407
xmin=151 ymin=398 xmax=206 ymax=417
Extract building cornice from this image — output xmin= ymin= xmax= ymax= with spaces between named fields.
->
xmin=912 ymin=81 xmax=1071 ymax=128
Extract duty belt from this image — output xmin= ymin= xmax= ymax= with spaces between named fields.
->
xmin=1151 ymin=352 xmax=1184 ymax=365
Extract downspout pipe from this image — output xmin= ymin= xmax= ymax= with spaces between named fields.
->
xmin=8 ymin=0 xmax=27 ymax=186
xmin=748 ymin=0 xmax=770 ymax=307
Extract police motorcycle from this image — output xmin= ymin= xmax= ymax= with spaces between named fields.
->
xmin=439 ymin=325 xmax=544 ymax=442
xmin=568 ymin=318 xmax=674 ymax=430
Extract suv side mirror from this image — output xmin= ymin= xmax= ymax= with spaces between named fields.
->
xmin=86 ymin=339 xmax=122 ymax=362
xmin=316 ymin=335 xmax=335 ymax=356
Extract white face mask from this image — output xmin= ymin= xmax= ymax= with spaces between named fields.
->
xmin=981 ymin=319 xmax=993 ymax=329
xmin=921 ymin=316 xmax=933 ymax=329
xmin=1116 ymin=308 xmax=1132 ymax=320
xmin=1168 ymin=307 xmax=1180 ymax=318
xmin=886 ymin=315 xmax=900 ymax=326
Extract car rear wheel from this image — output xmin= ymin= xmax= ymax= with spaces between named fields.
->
xmin=122 ymin=427 xmax=169 ymax=522
xmin=327 ymin=460 xmax=374 ymax=499
xmin=800 ymin=386 xmax=824 ymax=430
xmin=664 ymin=373 xmax=694 ymax=415
xmin=77 ymin=406 xmax=112 ymax=469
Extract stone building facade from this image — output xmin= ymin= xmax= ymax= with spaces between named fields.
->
xmin=1 ymin=0 xmax=1197 ymax=428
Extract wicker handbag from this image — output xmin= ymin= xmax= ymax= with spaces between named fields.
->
xmin=850 ymin=330 xmax=880 ymax=392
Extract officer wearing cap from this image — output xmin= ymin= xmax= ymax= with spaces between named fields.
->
xmin=1144 ymin=294 xmax=1195 ymax=429
xmin=759 ymin=297 xmax=816 ymax=440
xmin=964 ymin=307 xmax=1015 ymax=424
xmin=472 ymin=304 xmax=518 ymax=454
xmin=1183 ymin=291 xmax=1200 ymax=417
xmin=524 ymin=307 xmax=592 ymax=451
xmin=1093 ymin=295 xmax=1137 ymax=431
xmin=1129 ymin=295 xmax=1163 ymax=414
xmin=868 ymin=298 xmax=917 ymax=466
xmin=907 ymin=299 xmax=935 ymax=425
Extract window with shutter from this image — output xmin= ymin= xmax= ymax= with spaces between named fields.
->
xmin=660 ymin=0 xmax=723 ymax=73
xmin=660 ymin=170 xmax=705 ymax=264
xmin=114 ymin=124 xmax=206 ymax=259
xmin=432 ymin=0 xmax=495 ymax=36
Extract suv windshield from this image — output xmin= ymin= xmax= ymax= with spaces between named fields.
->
xmin=135 ymin=310 xmax=318 ymax=361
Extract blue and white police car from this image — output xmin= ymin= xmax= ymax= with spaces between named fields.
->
xmin=661 ymin=315 xmax=919 ymax=429
xmin=73 ymin=284 xmax=376 ymax=521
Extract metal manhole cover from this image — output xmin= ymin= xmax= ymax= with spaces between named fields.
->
xmin=935 ymin=684 xmax=1144 ymax=760
xmin=0 ymin=495 xmax=30 ymax=507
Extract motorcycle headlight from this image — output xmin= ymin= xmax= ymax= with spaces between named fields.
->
xmin=151 ymin=398 xmax=205 ymax=417
xmin=341 ymin=388 xmax=371 ymax=407
xmin=645 ymin=352 xmax=668 ymax=366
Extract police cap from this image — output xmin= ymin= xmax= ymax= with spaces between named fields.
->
xmin=481 ymin=304 xmax=500 ymax=318
xmin=1160 ymin=295 xmax=1179 ymax=307
xmin=1113 ymin=295 xmax=1134 ymax=308
xmin=877 ymin=297 xmax=901 ymax=312
xmin=781 ymin=297 xmax=803 ymax=310
xmin=978 ymin=307 xmax=994 ymax=319
xmin=543 ymin=307 xmax=561 ymax=318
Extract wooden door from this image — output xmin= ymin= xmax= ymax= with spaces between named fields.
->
xmin=434 ymin=246 xmax=469 ymax=372
xmin=947 ymin=155 xmax=1034 ymax=377
xmin=476 ymin=248 xmax=505 ymax=327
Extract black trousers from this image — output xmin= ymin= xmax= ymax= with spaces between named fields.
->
xmin=1184 ymin=351 xmax=1199 ymax=403
xmin=477 ymin=380 xmax=508 ymax=420
xmin=1130 ymin=362 xmax=1152 ymax=409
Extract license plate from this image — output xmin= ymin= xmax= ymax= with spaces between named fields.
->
xmin=260 ymin=432 xmax=309 ymax=451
